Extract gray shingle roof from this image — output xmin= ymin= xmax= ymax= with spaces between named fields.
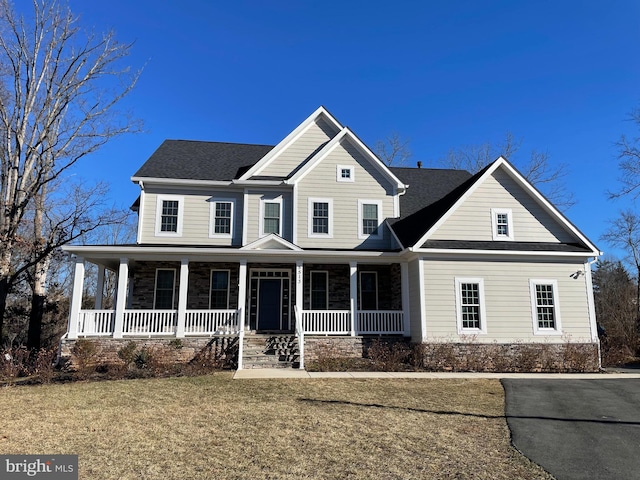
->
xmin=132 ymin=140 xmax=274 ymax=181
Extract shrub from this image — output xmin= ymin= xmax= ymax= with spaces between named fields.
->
xmin=366 ymin=340 xmax=411 ymax=371
xmin=71 ymin=339 xmax=98 ymax=379
xmin=32 ymin=347 xmax=58 ymax=384
xmin=117 ymin=341 xmax=138 ymax=366
xmin=0 ymin=347 xmax=30 ymax=382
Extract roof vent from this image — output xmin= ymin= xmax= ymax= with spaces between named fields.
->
xmin=417 ymin=161 xmax=422 ymax=169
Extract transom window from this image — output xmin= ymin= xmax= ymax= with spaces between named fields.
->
xmin=455 ymin=278 xmax=487 ymax=334
xmin=310 ymin=271 xmax=328 ymax=310
xmin=530 ymin=280 xmax=561 ymax=334
xmin=262 ymin=201 xmax=281 ymax=235
xmin=491 ymin=208 xmax=514 ymax=241
xmin=154 ymin=269 xmax=176 ymax=310
xmin=210 ymin=270 xmax=230 ymax=309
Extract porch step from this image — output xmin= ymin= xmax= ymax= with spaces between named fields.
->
xmin=242 ymin=335 xmax=301 ymax=369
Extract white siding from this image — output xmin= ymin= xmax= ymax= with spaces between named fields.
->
xmin=139 ymin=186 xmax=244 ymax=246
xmin=430 ymin=168 xmax=576 ymax=243
xmin=422 ymin=257 xmax=593 ymax=343
xmin=296 ymin=139 xmax=397 ymax=250
xmin=258 ymin=117 xmax=339 ymax=178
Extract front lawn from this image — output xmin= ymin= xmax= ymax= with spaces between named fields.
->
xmin=0 ymin=374 xmax=551 ymax=479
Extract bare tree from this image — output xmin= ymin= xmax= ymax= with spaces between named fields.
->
xmin=0 ymin=0 xmax=140 ymax=345
xmin=375 ymin=132 xmax=412 ymax=167
xmin=609 ymin=106 xmax=640 ymax=200
xmin=441 ymin=132 xmax=575 ymax=209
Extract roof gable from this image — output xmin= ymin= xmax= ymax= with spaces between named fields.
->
xmin=240 ymin=234 xmax=302 ymax=251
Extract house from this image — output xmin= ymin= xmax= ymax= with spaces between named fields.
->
xmin=60 ymin=107 xmax=602 ymax=371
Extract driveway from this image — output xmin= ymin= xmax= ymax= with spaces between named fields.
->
xmin=502 ymin=379 xmax=640 ymax=480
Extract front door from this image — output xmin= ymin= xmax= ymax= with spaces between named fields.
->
xmin=258 ymin=279 xmax=282 ymax=331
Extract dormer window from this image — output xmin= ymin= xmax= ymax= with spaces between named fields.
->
xmin=491 ymin=208 xmax=514 ymax=241
xmin=337 ymin=165 xmax=354 ymax=182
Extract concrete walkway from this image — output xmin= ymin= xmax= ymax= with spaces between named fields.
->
xmin=233 ymin=369 xmax=640 ymax=379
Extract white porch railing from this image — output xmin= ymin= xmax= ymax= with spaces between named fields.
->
xmin=77 ymin=310 xmax=115 ymax=336
xmin=301 ymin=310 xmax=351 ymax=334
xmin=185 ymin=309 xmax=240 ymax=335
xmin=123 ymin=310 xmax=177 ymax=336
xmin=357 ymin=311 xmax=404 ymax=334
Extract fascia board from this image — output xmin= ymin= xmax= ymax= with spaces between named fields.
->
xmin=239 ymin=106 xmax=343 ymax=180
xmin=410 ymin=247 xmax=597 ymax=258
xmin=131 ymin=177 xmax=233 ymax=187
xmin=287 ymin=129 xmax=348 ymax=183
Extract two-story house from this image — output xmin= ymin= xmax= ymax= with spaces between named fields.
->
xmin=61 ymin=107 xmax=602 ymax=371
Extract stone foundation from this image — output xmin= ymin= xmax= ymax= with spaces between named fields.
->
xmin=59 ymin=337 xmax=238 ymax=370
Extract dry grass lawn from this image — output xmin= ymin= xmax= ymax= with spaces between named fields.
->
xmin=0 ymin=374 xmax=552 ymax=479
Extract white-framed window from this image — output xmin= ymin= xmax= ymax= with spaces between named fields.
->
xmin=310 ymin=271 xmax=328 ymax=310
xmin=455 ymin=278 xmax=487 ymax=334
xmin=358 ymin=200 xmax=383 ymax=239
xmin=529 ymin=279 xmax=562 ymax=335
xmin=209 ymin=199 xmax=235 ymax=238
xmin=154 ymin=269 xmax=176 ymax=310
xmin=155 ymin=195 xmax=184 ymax=236
xmin=337 ymin=165 xmax=354 ymax=182
xmin=209 ymin=270 xmax=230 ymax=309
xmin=259 ymin=197 xmax=283 ymax=236
xmin=491 ymin=208 xmax=514 ymax=241
xmin=359 ymin=271 xmax=378 ymax=310
xmin=308 ymin=198 xmax=333 ymax=238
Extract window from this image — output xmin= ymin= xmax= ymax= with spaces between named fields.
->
xmin=530 ymin=280 xmax=561 ymax=335
xmin=261 ymin=199 xmax=282 ymax=236
xmin=358 ymin=200 xmax=382 ymax=239
xmin=210 ymin=270 xmax=230 ymax=309
xmin=359 ymin=271 xmax=378 ymax=310
xmin=455 ymin=278 xmax=487 ymax=334
xmin=308 ymin=198 xmax=333 ymax=237
xmin=337 ymin=165 xmax=354 ymax=182
xmin=154 ymin=269 xmax=176 ymax=309
xmin=491 ymin=208 xmax=514 ymax=241
xmin=155 ymin=195 xmax=183 ymax=236
xmin=310 ymin=271 xmax=328 ymax=310
xmin=209 ymin=199 xmax=234 ymax=238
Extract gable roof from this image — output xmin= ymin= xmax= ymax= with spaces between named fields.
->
xmin=132 ymin=140 xmax=274 ymax=182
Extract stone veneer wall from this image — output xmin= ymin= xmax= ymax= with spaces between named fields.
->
xmin=59 ymin=337 xmax=238 ymax=369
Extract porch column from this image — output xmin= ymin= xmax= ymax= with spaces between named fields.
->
xmin=94 ymin=264 xmax=105 ymax=310
xmin=349 ymin=261 xmax=357 ymax=336
xmin=113 ymin=258 xmax=129 ymax=339
xmin=67 ymin=256 xmax=85 ymax=340
xmin=176 ymin=258 xmax=189 ymax=338
xmin=401 ymin=262 xmax=410 ymax=337
xmin=295 ymin=260 xmax=303 ymax=312
xmin=237 ymin=259 xmax=247 ymax=331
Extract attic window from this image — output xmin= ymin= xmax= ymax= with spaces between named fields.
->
xmin=337 ymin=165 xmax=354 ymax=182
xmin=491 ymin=208 xmax=514 ymax=241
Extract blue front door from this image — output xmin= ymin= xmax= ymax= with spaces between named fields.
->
xmin=258 ymin=279 xmax=282 ymax=331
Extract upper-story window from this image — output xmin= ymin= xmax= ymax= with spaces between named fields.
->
xmin=155 ymin=195 xmax=183 ymax=236
xmin=491 ymin=208 xmax=514 ymax=241
xmin=308 ymin=198 xmax=333 ymax=237
xmin=260 ymin=199 xmax=282 ymax=236
xmin=358 ymin=200 xmax=382 ymax=239
xmin=209 ymin=199 xmax=235 ymax=238
xmin=337 ymin=165 xmax=354 ymax=182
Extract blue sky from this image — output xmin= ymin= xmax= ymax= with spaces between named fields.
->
xmin=55 ymin=1 xmax=640 ymax=256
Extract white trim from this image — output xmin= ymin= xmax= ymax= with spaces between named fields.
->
xmin=336 ymin=165 xmax=355 ymax=182
xmin=491 ymin=208 xmax=514 ymax=241
xmin=132 ymin=177 xmax=234 ymax=187
xmin=418 ymin=259 xmax=427 ymax=342
xmin=411 ymin=157 xmax=601 ymax=255
xmin=358 ymin=199 xmax=383 ymax=239
xmin=155 ymin=195 xmax=184 ymax=237
xmin=209 ymin=269 xmax=231 ymax=309
xmin=176 ymin=259 xmax=189 ymax=338
xmin=308 ymin=197 xmax=333 ymax=238
xmin=208 ymin=198 xmax=235 ymax=239
xmin=359 ymin=271 xmax=378 ymax=310
xmin=239 ymin=106 xmax=343 ymax=180
xmin=250 ymin=268 xmax=292 ymax=331
xmin=410 ymin=247 xmax=597 ymax=257
xmin=455 ymin=277 xmax=487 ymax=335
xmin=242 ymin=189 xmax=249 ymax=246
xmin=310 ymin=270 xmax=329 ymax=310
xmin=292 ymin=183 xmax=298 ymax=245
xmin=584 ymin=259 xmax=599 ymax=342
xmin=259 ymin=197 xmax=283 ymax=237
xmin=240 ymin=233 xmax=302 ymax=251
xmin=154 ymin=268 xmax=177 ymax=310
xmin=136 ymin=187 xmax=145 ymax=244
xmin=529 ymin=279 xmax=562 ymax=335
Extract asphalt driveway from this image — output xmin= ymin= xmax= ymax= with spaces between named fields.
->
xmin=502 ymin=379 xmax=640 ymax=480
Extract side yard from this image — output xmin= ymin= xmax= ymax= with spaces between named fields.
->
xmin=0 ymin=375 xmax=551 ymax=479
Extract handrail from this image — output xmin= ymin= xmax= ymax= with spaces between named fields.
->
xmin=294 ymin=305 xmax=305 ymax=370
